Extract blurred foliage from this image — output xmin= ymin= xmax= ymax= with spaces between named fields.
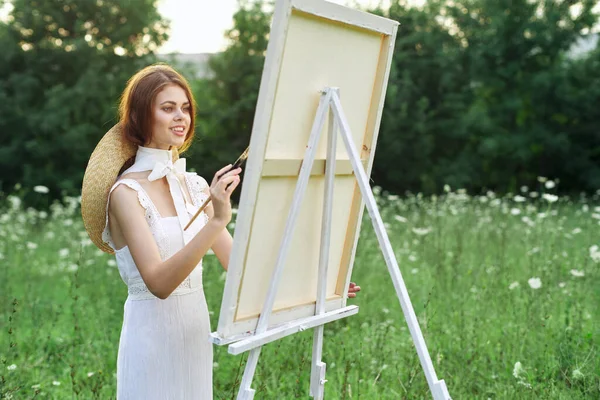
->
xmin=186 ymin=0 xmax=273 ymax=197
xmin=0 ymin=0 xmax=168 ymax=207
xmin=0 ymin=0 xmax=599 ymax=209
xmin=191 ymin=0 xmax=599 ymax=196
xmin=372 ymin=0 xmax=600 ymax=194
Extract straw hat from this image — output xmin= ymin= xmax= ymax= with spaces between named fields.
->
xmin=81 ymin=123 xmax=178 ymax=254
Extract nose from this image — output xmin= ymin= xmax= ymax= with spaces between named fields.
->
xmin=174 ymin=110 xmax=183 ymax=121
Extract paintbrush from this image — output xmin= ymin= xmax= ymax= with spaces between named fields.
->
xmin=184 ymin=146 xmax=249 ymax=231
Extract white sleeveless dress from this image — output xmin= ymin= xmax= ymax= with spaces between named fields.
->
xmin=102 ymin=172 xmax=213 ymax=400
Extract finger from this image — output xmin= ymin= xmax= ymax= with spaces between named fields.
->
xmin=216 ymin=175 xmax=239 ymax=190
xmin=212 ymin=165 xmax=232 ymax=186
xmin=347 ymin=293 xmax=356 ymax=298
xmin=349 ymin=282 xmax=356 ymax=288
xmin=225 ymin=177 xmax=241 ymax=194
xmin=349 ymin=286 xmax=361 ymax=292
xmin=218 ymin=167 xmax=242 ymax=181
xmin=217 ymin=167 xmax=242 ymax=181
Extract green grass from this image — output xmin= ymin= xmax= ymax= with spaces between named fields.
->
xmin=1 ymin=187 xmax=599 ymax=399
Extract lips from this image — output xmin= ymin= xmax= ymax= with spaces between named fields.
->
xmin=170 ymin=126 xmax=186 ymax=137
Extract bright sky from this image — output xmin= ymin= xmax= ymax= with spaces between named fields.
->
xmin=157 ymin=0 xmax=397 ymax=54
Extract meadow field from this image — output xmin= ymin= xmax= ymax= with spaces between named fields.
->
xmin=1 ymin=183 xmax=599 ymax=399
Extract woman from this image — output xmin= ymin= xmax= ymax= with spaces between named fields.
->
xmin=81 ymin=64 xmax=360 ymax=399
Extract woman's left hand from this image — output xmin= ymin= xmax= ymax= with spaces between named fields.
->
xmin=347 ymin=282 xmax=361 ymax=298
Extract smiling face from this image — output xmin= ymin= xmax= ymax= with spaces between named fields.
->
xmin=146 ymin=84 xmax=192 ymax=150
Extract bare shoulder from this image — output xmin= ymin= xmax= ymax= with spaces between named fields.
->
xmin=109 ymin=172 xmax=150 ymax=215
xmin=119 ymin=171 xmax=150 ymax=183
xmin=109 ymin=182 xmax=142 ymax=217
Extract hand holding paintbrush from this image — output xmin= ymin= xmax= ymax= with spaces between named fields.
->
xmin=184 ymin=147 xmax=249 ymax=231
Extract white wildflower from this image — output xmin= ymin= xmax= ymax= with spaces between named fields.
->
xmin=408 ymin=254 xmax=417 ymax=262
xmin=412 ymin=227 xmax=431 ymax=236
xmin=7 ymin=364 xmax=17 ymax=371
xmin=591 ymin=213 xmax=600 ymax=220
xmin=63 ymin=219 xmax=73 ymax=226
xmin=511 ymin=208 xmax=521 ymax=215
xmin=513 ymin=361 xmax=525 ymax=379
xmin=31 ymin=384 xmax=41 ymax=389
xmin=537 ymin=176 xmax=548 ymax=183
xmin=542 ymin=193 xmax=558 ymax=203
xmin=572 ymin=228 xmax=581 ymax=234
xmin=513 ymin=195 xmax=526 ymax=202
xmin=107 ymin=259 xmax=117 ymax=267
xmin=558 ymin=282 xmax=566 ymax=288
xmin=388 ymin=194 xmax=399 ymax=201
xmin=33 ymin=185 xmax=49 ymax=194
xmin=590 ymin=245 xmax=600 ymax=263
xmin=509 ymin=282 xmax=519 ymax=290
xmin=39 ymin=211 xmax=48 ymax=219
xmin=520 ymin=185 xmax=529 ymax=193
xmin=58 ymin=248 xmax=69 ymax=258
xmin=528 ymin=277 xmax=542 ymax=289
xmin=52 ymin=381 xmax=60 ymax=386
xmin=544 ymin=180 xmax=555 ymax=189
xmin=443 ymin=184 xmax=451 ymax=193
xmin=67 ymin=264 xmax=78 ymax=272
xmin=8 ymin=195 xmax=22 ymax=209
xmin=45 ymin=231 xmax=55 ymax=239
xmin=569 ymin=269 xmax=585 ymax=277
xmin=537 ymin=212 xmax=547 ymax=219
xmin=572 ymin=369 xmax=584 ymax=380
xmin=394 ymin=215 xmax=407 ymax=223
xmin=521 ymin=216 xmax=535 ymax=227
xmin=411 ymin=268 xmax=419 ymax=274
xmin=529 ymin=191 xmax=539 ymax=198
xmin=87 ymin=372 xmax=94 ymax=377
xmin=26 ymin=242 xmax=38 ymax=250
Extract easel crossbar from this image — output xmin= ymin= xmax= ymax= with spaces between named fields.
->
xmin=229 ymin=306 xmax=358 ymax=355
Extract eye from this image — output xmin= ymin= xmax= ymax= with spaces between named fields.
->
xmin=162 ymin=107 xmax=172 ymax=112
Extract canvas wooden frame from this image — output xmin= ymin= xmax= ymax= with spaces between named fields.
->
xmin=214 ymin=0 xmax=398 ymax=341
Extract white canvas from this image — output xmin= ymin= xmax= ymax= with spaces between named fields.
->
xmin=215 ymin=0 xmax=398 ymax=340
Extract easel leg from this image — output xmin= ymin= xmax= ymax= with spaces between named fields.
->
xmin=237 ymin=347 xmax=261 ymax=400
xmin=310 ymin=88 xmax=339 ymax=399
xmin=330 ymin=93 xmax=451 ymax=400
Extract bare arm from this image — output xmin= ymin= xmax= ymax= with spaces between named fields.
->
xmin=110 ymin=165 xmax=241 ymax=299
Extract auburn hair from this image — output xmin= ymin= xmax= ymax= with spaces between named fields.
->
xmin=118 ymin=63 xmax=196 ymax=153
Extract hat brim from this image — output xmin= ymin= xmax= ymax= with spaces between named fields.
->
xmin=81 ymin=124 xmax=179 ymax=254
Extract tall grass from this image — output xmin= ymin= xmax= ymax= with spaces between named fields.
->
xmin=1 ymin=183 xmax=599 ymax=399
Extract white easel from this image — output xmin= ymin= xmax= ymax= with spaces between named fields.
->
xmin=228 ymin=88 xmax=451 ymax=400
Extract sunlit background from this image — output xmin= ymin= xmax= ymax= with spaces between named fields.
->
xmin=0 ymin=0 xmax=599 ymax=398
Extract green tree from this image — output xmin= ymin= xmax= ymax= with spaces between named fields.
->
xmin=189 ymin=0 xmax=272 ymax=187
xmin=0 ymin=0 xmax=168 ymax=206
xmin=373 ymin=0 xmax=599 ymax=194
